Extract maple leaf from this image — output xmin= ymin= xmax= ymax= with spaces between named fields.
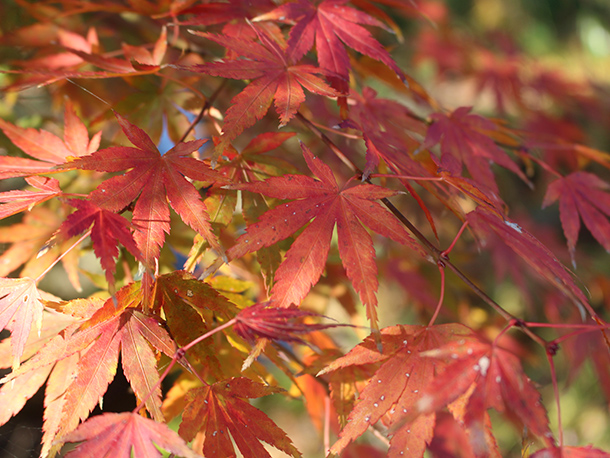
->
xmin=412 ymin=338 xmax=554 ymax=453
xmin=53 ymin=289 xmax=178 ymax=436
xmin=6 ymin=27 xmax=169 ymax=87
xmin=15 ymin=26 xmax=99 ymax=68
xmin=318 ymin=324 xmax=475 ymax=456
xmin=61 ymin=411 xmax=201 ymax=458
xmin=179 ymin=377 xmax=301 ymax=458
xmin=422 ymin=106 xmax=528 ymax=197
xmin=61 ymin=112 xmax=226 ymax=270
xmin=227 ymin=143 xmax=420 ymax=332
xmin=473 ymin=49 xmax=524 ymax=114
xmin=343 ymin=87 xmax=441 ymax=237
xmin=0 ymin=100 xmax=100 ymax=179
xmin=60 ymin=27 xmax=166 ymax=73
xmin=0 ymin=308 xmax=77 ymax=369
xmin=233 ymin=301 xmax=341 ymax=345
xmin=153 ymin=271 xmax=243 ymax=380
xmin=257 ymin=0 xmax=405 ymax=94
xmin=0 ymin=299 xmax=100 ymax=457
xmin=0 ymin=176 xmax=62 ymax=219
xmin=542 ymin=171 xmax=610 ymax=265
xmin=173 ymin=0 xmax=288 ymax=62
xmin=427 ymin=411 xmax=501 ymax=458
xmin=0 ymin=277 xmax=44 ymax=370
xmin=182 ymin=29 xmax=338 ymax=158
xmin=58 ymin=199 xmax=143 ymax=289
xmin=1 ymin=283 xmax=179 ymax=446
xmin=0 ymin=309 xmax=78 ymax=431
xmin=346 ymin=86 xmax=427 ymax=178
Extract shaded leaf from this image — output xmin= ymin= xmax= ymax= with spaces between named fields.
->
xmin=233 ymin=301 xmax=341 ymax=344
xmin=467 ymin=207 xmax=588 ymax=308
xmin=179 ymin=377 xmax=300 ymax=458
xmin=154 ymin=271 xmax=240 ymax=380
xmin=422 ymin=106 xmax=528 ymax=198
xmin=58 ymin=199 xmax=143 ymax=289
xmin=543 ymin=171 xmax=610 ymax=265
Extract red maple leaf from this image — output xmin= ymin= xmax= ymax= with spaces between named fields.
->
xmin=57 ymin=289 xmax=176 ymax=429
xmin=422 ymin=106 xmax=528 ymax=197
xmin=5 ymin=28 xmax=168 ymax=88
xmin=318 ymin=324 xmax=475 ymax=456
xmin=61 ymin=27 xmax=166 ymax=73
xmin=179 ymin=377 xmax=300 ymax=458
xmin=233 ymin=301 xmax=341 ymax=345
xmin=182 ymin=29 xmax=337 ymax=157
xmin=0 ymin=101 xmax=100 ymax=179
xmin=258 ymin=0 xmax=405 ymax=94
xmin=227 ymin=143 xmax=420 ymax=332
xmin=542 ymin=171 xmax=610 ymax=265
xmin=62 ymin=412 xmax=200 ymax=458
xmin=413 ymin=338 xmax=554 ymax=453
xmin=473 ymin=49 xmax=525 ymax=114
xmin=61 ymin=112 xmax=226 ymax=270
xmin=58 ymin=199 xmax=143 ymax=290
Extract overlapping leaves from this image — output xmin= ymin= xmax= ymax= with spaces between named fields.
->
xmin=228 ymin=143 xmax=420 ymax=333
xmin=183 ymin=28 xmax=337 ymax=158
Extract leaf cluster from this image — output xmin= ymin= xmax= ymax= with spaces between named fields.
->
xmin=0 ymin=1 xmax=609 ymax=457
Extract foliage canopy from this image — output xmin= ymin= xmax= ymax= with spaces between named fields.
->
xmin=0 ymin=1 xmax=609 ymax=457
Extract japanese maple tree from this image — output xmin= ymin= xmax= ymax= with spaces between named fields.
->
xmin=0 ymin=1 xmax=609 ymax=457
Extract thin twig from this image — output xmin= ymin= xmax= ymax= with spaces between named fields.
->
xmin=178 ymin=79 xmax=228 ymax=144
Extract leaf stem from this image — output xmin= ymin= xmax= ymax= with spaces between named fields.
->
xmin=34 ymin=229 xmax=92 ymax=284
xmin=442 ymin=221 xmax=469 ymax=257
xmin=546 ymin=350 xmax=563 ymax=447
xmin=178 ymin=79 xmax=228 ymax=144
xmin=550 ymin=326 xmax=608 ymax=345
xmin=182 ymin=318 xmax=236 ymax=353
xmin=427 ymin=264 xmax=445 ymax=327
xmin=134 ymin=318 xmax=236 ymax=414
